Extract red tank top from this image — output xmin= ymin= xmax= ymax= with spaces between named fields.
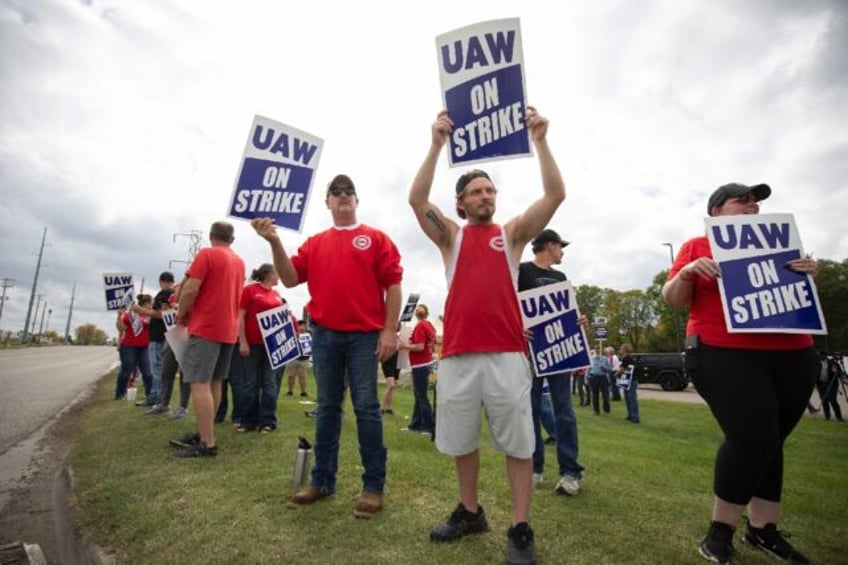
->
xmin=441 ymin=224 xmax=526 ymax=358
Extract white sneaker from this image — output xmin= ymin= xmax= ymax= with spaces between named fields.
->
xmin=171 ymin=406 xmax=188 ymax=419
xmin=532 ymin=473 xmax=544 ymax=488
xmin=555 ymin=475 xmax=580 ymax=496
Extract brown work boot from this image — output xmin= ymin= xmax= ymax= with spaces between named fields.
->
xmin=286 ymin=486 xmax=331 ymax=509
xmin=352 ymin=490 xmax=383 ymax=519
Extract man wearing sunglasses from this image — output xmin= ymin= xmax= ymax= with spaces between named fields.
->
xmin=251 ymin=174 xmax=403 ymax=519
xmin=409 ymin=106 xmax=566 ymax=565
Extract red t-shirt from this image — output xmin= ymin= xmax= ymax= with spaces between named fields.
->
xmin=291 ymin=224 xmax=403 ymax=332
xmin=441 ymin=224 xmax=526 ymax=358
xmin=409 ymin=319 xmax=437 ymax=368
xmin=240 ymin=283 xmax=285 ymax=345
xmin=120 ymin=312 xmax=149 ymax=347
xmin=185 ymin=246 xmax=246 ymax=343
xmin=669 ymin=235 xmax=813 ymax=350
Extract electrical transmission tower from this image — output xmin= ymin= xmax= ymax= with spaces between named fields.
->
xmin=169 ymin=230 xmax=203 ymax=272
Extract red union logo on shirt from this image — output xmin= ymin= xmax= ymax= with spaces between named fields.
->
xmin=489 ymin=235 xmax=505 ymax=252
xmin=352 ymin=235 xmax=372 ymax=250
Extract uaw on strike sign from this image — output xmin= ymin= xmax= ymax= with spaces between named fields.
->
xmin=436 ymin=18 xmax=530 ymax=167
xmin=257 ymin=306 xmax=302 ymax=370
xmin=518 ymin=281 xmax=591 ymax=378
xmin=706 ymin=213 xmax=826 ymax=334
xmin=228 ymin=115 xmax=324 ymax=232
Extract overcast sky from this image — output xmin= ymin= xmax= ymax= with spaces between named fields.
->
xmin=1 ymin=0 xmax=846 ymax=339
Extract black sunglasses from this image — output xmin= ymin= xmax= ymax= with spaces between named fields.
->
xmin=328 ymin=186 xmax=356 ymax=197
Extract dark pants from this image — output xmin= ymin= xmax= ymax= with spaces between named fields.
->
xmin=239 ymin=344 xmax=283 ymax=429
xmin=815 ymin=378 xmax=843 ymax=421
xmin=588 ymin=373 xmax=610 ymax=414
xmin=692 ymin=344 xmax=817 ymax=504
xmin=531 ymin=373 xmax=584 ymax=479
xmin=116 ymin=345 xmax=152 ymax=399
xmin=573 ymin=374 xmax=588 ymax=406
xmin=159 ymin=343 xmax=178 ymax=407
xmin=409 ymin=365 xmax=435 ymax=432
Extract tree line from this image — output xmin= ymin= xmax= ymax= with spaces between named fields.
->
xmin=68 ymin=259 xmax=847 ymax=353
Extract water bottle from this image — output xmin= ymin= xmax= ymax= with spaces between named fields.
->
xmin=292 ymin=436 xmax=312 ymax=487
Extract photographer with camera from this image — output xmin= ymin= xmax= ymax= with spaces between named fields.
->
xmin=817 ymin=352 xmax=845 ymax=422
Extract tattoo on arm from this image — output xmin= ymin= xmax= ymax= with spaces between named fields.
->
xmin=425 ymin=210 xmax=447 ymax=233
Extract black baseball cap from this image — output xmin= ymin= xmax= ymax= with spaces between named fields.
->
xmin=159 ymin=271 xmax=175 ymax=283
xmin=707 ymin=183 xmax=771 ymax=216
xmin=531 ymin=229 xmax=569 ymax=253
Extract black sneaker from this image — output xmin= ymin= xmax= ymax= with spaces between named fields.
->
xmin=430 ymin=503 xmax=490 ymax=542
xmin=505 ymin=522 xmax=537 ymax=565
xmin=699 ymin=521 xmax=734 ymax=563
xmin=742 ymin=520 xmax=810 ymax=564
xmin=169 ymin=431 xmax=200 ymax=448
xmin=171 ymin=443 xmax=218 ymax=458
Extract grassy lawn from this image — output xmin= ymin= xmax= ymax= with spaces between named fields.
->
xmin=69 ymin=374 xmax=848 ymax=564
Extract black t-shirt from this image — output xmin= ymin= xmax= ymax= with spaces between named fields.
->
xmin=620 ymin=354 xmax=636 ymax=382
xmin=518 ymin=261 xmax=567 ymax=292
xmin=148 ymin=287 xmax=175 ymax=342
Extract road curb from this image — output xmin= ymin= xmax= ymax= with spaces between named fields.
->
xmin=53 ymin=465 xmax=113 ymax=565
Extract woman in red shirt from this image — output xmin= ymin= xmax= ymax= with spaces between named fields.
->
xmin=402 ymin=305 xmax=437 ymax=434
xmin=236 ymin=264 xmax=287 ymax=432
xmin=663 ymin=183 xmax=819 ymax=564
xmin=114 ymin=294 xmax=154 ymax=400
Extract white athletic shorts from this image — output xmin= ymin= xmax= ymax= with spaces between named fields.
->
xmin=435 ymin=352 xmax=534 ymax=459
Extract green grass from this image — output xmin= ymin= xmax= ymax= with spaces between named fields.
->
xmin=69 ymin=374 xmax=848 ymax=564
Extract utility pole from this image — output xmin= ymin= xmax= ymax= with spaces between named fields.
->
xmin=45 ymin=307 xmax=53 ymax=334
xmin=38 ymin=300 xmax=48 ymax=337
xmin=31 ymin=294 xmax=42 ymax=335
xmin=662 ymin=242 xmax=683 ymax=351
xmin=64 ymin=282 xmax=76 ymax=343
xmin=0 ymin=277 xmax=14 ymax=328
xmin=23 ymin=227 xmax=48 ymax=343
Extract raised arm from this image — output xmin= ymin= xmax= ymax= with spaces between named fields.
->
xmin=504 ymin=106 xmax=566 ymax=258
xmin=409 ymin=111 xmax=459 ymax=257
xmin=250 ymin=218 xmax=299 ymax=288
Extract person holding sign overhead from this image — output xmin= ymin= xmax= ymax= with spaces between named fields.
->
xmin=663 ymin=183 xmax=819 ymax=564
xmin=409 ymin=107 xmax=565 ymax=565
xmin=251 ymin=173 xmax=403 ymax=519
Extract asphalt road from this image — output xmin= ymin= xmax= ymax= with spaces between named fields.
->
xmin=0 ymin=345 xmax=118 ymax=563
xmin=0 ymin=345 xmax=118 ymax=454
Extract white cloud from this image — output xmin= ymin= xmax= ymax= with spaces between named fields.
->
xmin=1 ymin=0 xmax=845 ymax=337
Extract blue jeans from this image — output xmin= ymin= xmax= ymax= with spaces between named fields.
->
xmin=531 ymin=372 xmax=584 ymax=479
xmin=239 ymin=344 xmax=283 ymax=429
xmin=147 ymin=340 xmax=165 ymax=403
xmin=409 ymin=365 xmax=434 ymax=432
xmin=116 ymin=345 xmax=153 ymax=399
xmin=228 ymin=348 xmax=247 ymax=425
xmin=540 ymin=392 xmax=556 ymax=439
xmin=624 ymin=380 xmax=640 ymax=422
xmin=310 ymin=324 xmax=386 ymax=494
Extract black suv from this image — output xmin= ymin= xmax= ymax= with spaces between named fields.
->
xmin=630 ymin=352 xmax=688 ymax=391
